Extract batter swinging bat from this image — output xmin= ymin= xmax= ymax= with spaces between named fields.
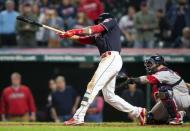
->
xmin=16 ymin=16 xmax=65 ymax=34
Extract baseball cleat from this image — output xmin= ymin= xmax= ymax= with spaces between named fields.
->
xmin=169 ymin=117 xmax=182 ymax=125
xmin=64 ymin=118 xmax=84 ymax=126
xmin=138 ymin=108 xmax=147 ymax=126
xmin=169 ymin=111 xmax=186 ymax=125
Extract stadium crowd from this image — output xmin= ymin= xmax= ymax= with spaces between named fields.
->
xmin=0 ymin=0 xmax=190 ymax=48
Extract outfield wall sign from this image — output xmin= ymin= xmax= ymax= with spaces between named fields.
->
xmin=0 ymin=54 xmax=189 ymax=63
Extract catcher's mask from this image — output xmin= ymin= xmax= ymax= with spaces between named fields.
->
xmin=144 ymin=55 xmax=166 ymax=74
xmin=95 ymin=13 xmax=114 ymax=25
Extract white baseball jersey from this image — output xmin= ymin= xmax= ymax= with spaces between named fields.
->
xmin=152 ymin=70 xmax=189 ymax=95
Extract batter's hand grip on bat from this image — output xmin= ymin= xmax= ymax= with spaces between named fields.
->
xmin=16 ymin=16 xmax=42 ymax=27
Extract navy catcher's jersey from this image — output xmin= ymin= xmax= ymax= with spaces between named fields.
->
xmin=93 ymin=19 xmax=121 ymax=55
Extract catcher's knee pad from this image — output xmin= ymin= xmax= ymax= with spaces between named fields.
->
xmin=158 ymin=86 xmax=173 ymax=99
xmin=158 ymin=86 xmax=177 ymax=118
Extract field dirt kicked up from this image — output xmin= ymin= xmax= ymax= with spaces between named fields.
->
xmin=0 ymin=122 xmax=190 ymax=131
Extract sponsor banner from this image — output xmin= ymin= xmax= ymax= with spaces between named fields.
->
xmin=0 ymin=55 xmax=37 ymax=61
xmin=44 ymin=55 xmax=87 ymax=62
xmin=0 ymin=54 xmax=189 ymax=63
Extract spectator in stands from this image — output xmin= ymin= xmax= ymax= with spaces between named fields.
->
xmin=51 ymin=76 xmax=80 ymax=122
xmin=119 ymin=6 xmax=136 ymax=47
xmin=32 ymin=3 xmax=40 ymax=17
xmin=46 ymin=79 xmax=57 ymax=121
xmin=18 ymin=0 xmax=34 ymax=12
xmin=35 ymin=6 xmax=49 ymax=47
xmin=0 ymin=0 xmax=19 ymax=47
xmin=166 ymin=0 xmax=176 ymax=13
xmin=32 ymin=3 xmax=47 ymax=47
xmin=85 ymin=95 xmax=104 ymax=122
xmin=128 ymin=0 xmax=143 ymax=11
xmin=1 ymin=72 xmax=36 ymax=122
xmin=19 ymin=0 xmax=34 ymax=4
xmin=173 ymin=27 xmax=190 ymax=48
xmin=45 ymin=8 xmax=64 ymax=48
xmin=74 ymin=11 xmax=93 ymax=28
xmin=102 ymin=0 xmax=129 ymax=18
xmin=147 ymin=0 xmax=168 ymax=13
xmin=38 ymin=0 xmax=51 ymax=14
xmin=134 ymin=1 xmax=157 ymax=48
xmin=121 ymin=83 xmax=145 ymax=121
xmin=57 ymin=0 xmax=76 ymax=30
xmin=167 ymin=0 xmax=190 ymax=40
xmin=0 ymin=0 xmax=4 ymax=11
xmin=78 ymin=0 xmax=104 ymax=22
xmin=155 ymin=9 xmax=172 ymax=48
xmin=73 ymin=11 xmax=93 ymax=47
xmin=55 ymin=0 xmax=76 ymax=47
xmin=16 ymin=2 xmax=38 ymax=48
xmin=47 ymin=79 xmax=57 ymax=107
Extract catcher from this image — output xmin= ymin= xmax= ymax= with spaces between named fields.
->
xmin=124 ymin=55 xmax=190 ymax=125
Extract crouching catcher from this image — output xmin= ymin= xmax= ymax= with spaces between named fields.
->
xmin=124 ymin=55 xmax=190 ymax=125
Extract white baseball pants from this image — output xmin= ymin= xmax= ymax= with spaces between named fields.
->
xmin=74 ymin=51 xmax=141 ymax=122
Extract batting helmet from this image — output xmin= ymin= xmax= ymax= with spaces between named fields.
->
xmin=95 ymin=13 xmax=114 ymax=24
xmin=144 ymin=55 xmax=166 ymax=74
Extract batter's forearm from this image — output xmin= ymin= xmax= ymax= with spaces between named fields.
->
xmin=69 ymin=24 xmax=105 ymax=36
xmin=82 ymin=25 xmax=105 ymax=35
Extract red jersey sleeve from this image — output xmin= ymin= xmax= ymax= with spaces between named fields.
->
xmin=90 ymin=24 xmax=105 ymax=33
xmin=78 ymin=36 xmax=95 ymax=44
xmin=146 ymin=75 xmax=160 ymax=85
xmin=24 ymin=86 xmax=36 ymax=113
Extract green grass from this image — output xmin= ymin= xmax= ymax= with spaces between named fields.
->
xmin=0 ymin=122 xmax=189 ymax=131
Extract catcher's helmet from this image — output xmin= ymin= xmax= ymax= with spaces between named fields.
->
xmin=95 ymin=13 xmax=114 ymax=24
xmin=144 ymin=55 xmax=166 ymax=74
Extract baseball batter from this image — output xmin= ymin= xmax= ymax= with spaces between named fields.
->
xmin=126 ymin=55 xmax=190 ymax=125
xmin=57 ymin=13 xmax=146 ymax=125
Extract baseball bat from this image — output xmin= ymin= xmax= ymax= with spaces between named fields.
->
xmin=16 ymin=16 xmax=65 ymax=33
